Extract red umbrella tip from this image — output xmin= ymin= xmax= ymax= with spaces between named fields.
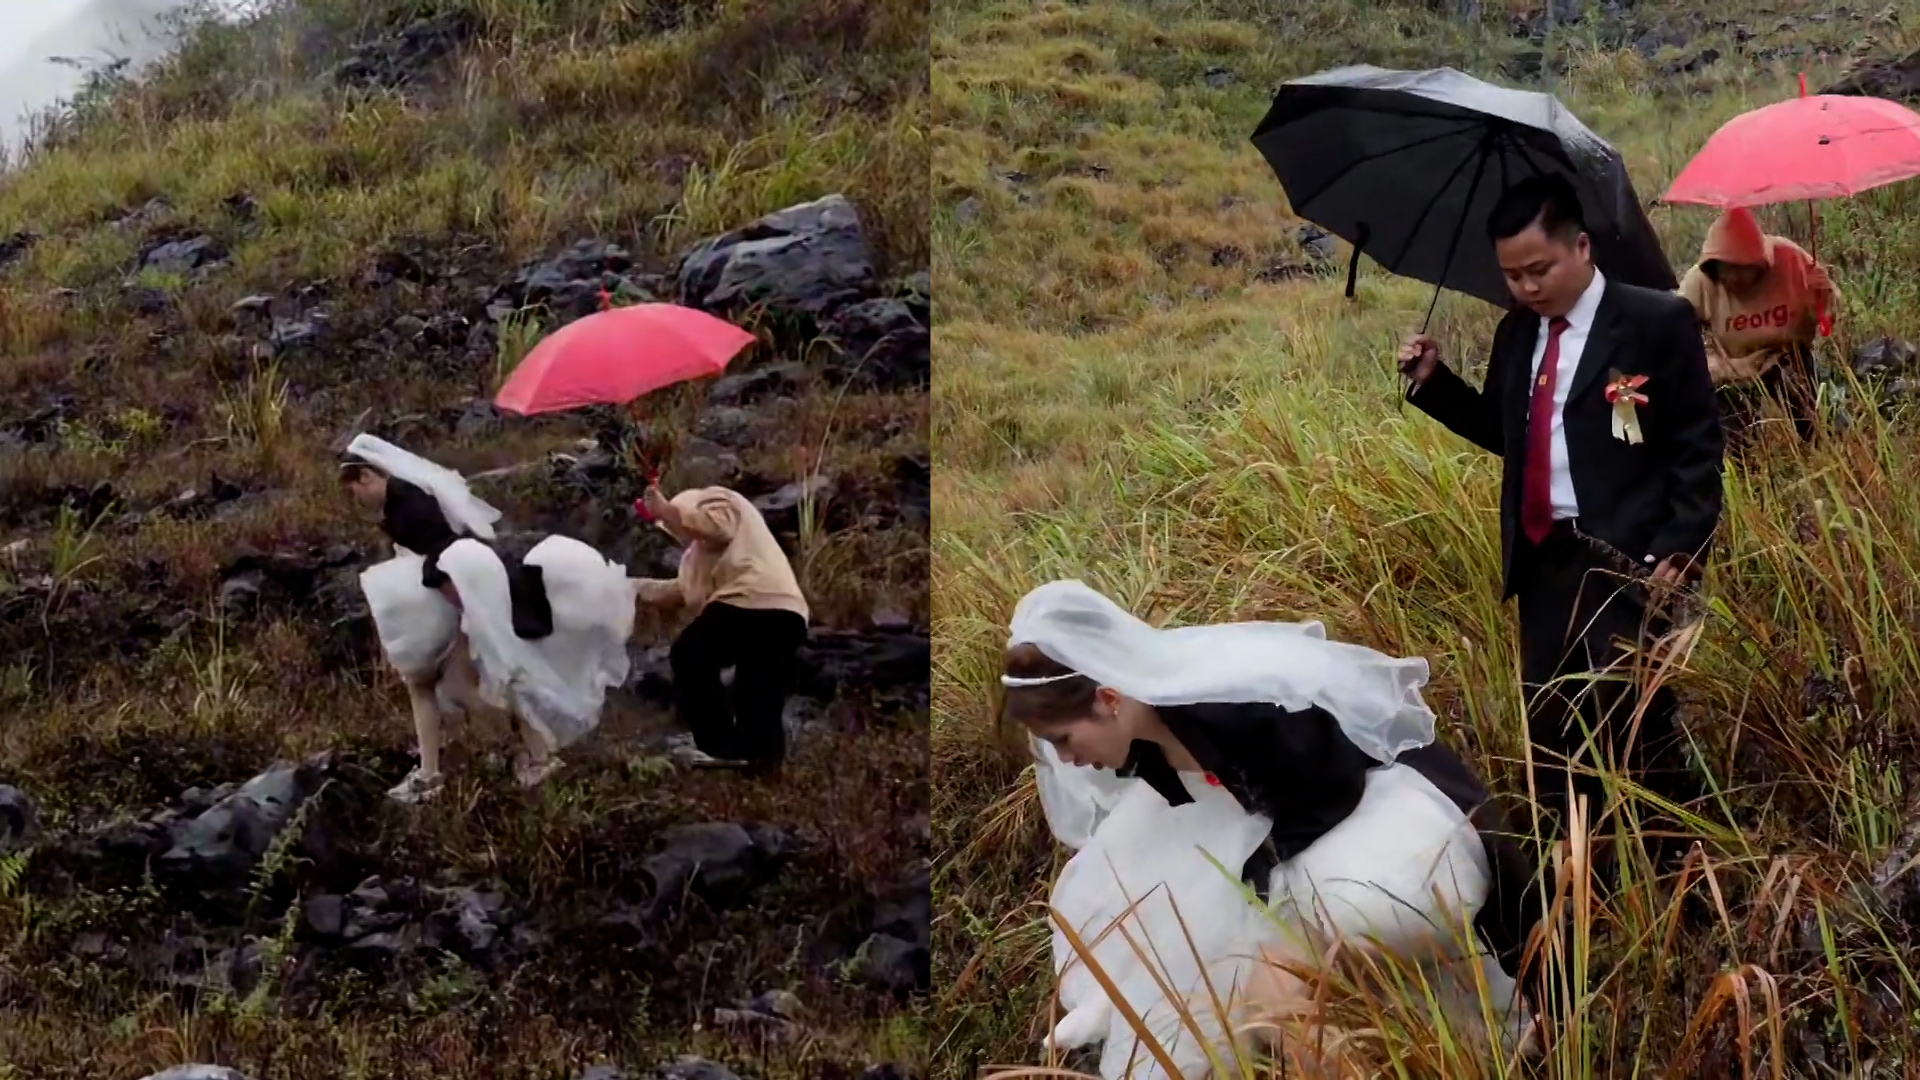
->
xmin=632 ymin=497 xmax=653 ymax=521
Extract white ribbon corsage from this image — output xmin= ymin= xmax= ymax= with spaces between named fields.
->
xmin=1605 ymin=370 xmax=1649 ymax=445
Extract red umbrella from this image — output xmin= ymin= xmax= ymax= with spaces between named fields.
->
xmin=493 ymin=302 xmax=756 ymax=416
xmin=1662 ymin=91 xmax=1920 ymax=207
xmin=1663 ymin=77 xmax=1920 ymax=336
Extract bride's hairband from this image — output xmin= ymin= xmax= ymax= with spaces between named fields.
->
xmin=1001 ymin=672 xmax=1085 ymax=687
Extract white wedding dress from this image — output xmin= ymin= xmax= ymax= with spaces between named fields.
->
xmin=364 ymin=536 xmax=636 ymax=752
xmin=1010 ymin=581 xmax=1521 ymax=1080
xmin=1041 ymin=746 xmax=1521 ymax=1080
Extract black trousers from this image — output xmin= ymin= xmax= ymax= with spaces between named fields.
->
xmin=670 ymin=602 xmax=809 ymax=766
xmin=1719 ymin=345 xmax=1817 ymax=446
xmin=1514 ymin=523 xmax=1701 ymax=867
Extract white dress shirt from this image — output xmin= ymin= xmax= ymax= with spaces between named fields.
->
xmin=1529 ymin=268 xmax=1606 ymax=521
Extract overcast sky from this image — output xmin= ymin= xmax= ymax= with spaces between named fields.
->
xmin=0 ymin=0 xmax=207 ymax=155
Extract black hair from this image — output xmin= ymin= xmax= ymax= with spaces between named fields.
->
xmin=339 ymin=461 xmax=382 ymax=483
xmin=1487 ymin=174 xmax=1587 ymax=246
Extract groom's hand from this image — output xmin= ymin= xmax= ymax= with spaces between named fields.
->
xmin=1398 ymin=333 xmax=1442 ymax=387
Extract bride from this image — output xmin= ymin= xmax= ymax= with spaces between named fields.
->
xmin=345 ymin=436 xmax=635 ymax=802
xmin=1002 ymin=580 xmax=1545 ymax=1079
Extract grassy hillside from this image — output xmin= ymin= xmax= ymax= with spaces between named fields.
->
xmin=0 ymin=0 xmax=928 ymax=1076
xmin=934 ymin=0 xmax=1920 ymax=1076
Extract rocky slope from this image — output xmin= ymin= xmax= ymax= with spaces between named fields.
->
xmin=0 ymin=1 xmax=929 ymax=1076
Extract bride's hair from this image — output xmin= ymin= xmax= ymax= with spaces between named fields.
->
xmin=1002 ymin=643 xmax=1096 ymax=725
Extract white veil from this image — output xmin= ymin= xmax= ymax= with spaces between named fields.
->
xmin=1008 ymin=580 xmax=1437 ymax=846
xmin=346 ymin=434 xmax=502 ymax=541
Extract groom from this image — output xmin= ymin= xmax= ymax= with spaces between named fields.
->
xmin=1398 ymin=174 xmax=1724 ymax=863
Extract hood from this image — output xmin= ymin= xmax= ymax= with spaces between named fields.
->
xmin=1701 ymin=206 xmax=1770 ymax=267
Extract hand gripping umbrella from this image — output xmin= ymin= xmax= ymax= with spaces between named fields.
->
xmin=1251 ymin=65 xmax=1675 ymax=329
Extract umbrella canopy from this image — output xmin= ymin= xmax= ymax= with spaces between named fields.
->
xmin=494 ymin=303 xmax=756 ymax=417
xmin=1251 ymin=65 xmax=1674 ymax=314
xmin=1662 ymin=94 xmax=1920 ymax=207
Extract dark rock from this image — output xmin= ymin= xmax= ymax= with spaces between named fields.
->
xmin=331 ymin=14 xmax=473 ymax=90
xmin=454 ymin=399 xmax=504 ymax=438
xmin=490 ymin=239 xmax=635 ymax=326
xmin=695 ymin=405 xmax=758 ymax=447
xmin=1297 ymin=224 xmax=1338 ymax=264
xmin=861 ymin=1066 xmax=916 ymax=1080
xmin=1203 ymin=64 xmax=1235 ymax=88
xmin=223 ymin=192 xmax=260 ymax=221
xmin=752 ymin=476 xmax=833 ymax=535
xmin=0 ymin=230 xmax=38 ymax=269
xmin=648 ymin=1059 xmax=749 ymax=1080
xmin=641 ymin=822 xmax=790 ymax=910
xmin=128 ymin=286 xmax=172 ymax=315
xmin=709 ymin=363 xmax=802 ymax=406
xmin=579 ymin=1068 xmax=630 ymax=1080
xmin=1822 ymin=46 xmax=1920 ymax=99
xmin=847 ymin=932 xmax=927 ymax=996
xmin=305 ymin=893 xmax=347 ymax=937
xmin=794 ymin=630 xmax=931 ymax=718
xmin=270 ymin=314 xmax=326 ymax=350
xmin=231 ymin=294 xmax=274 ymax=315
xmin=818 ymin=298 xmax=928 ymax=391
xmin=1663 ymin=47 xmax=1721 ymax=77
xmin=676 ymin=194 xmax=878 ymax=320
xmin=0 ymin=785 xmax=39 ymax=854
xmin=426 ymin=885 xmax=505 ymax=953
xmin=1851 ymin=335 xmax=1916 ymax=380
xmin=160 ymin=757 xmax=333 ymax=884
xmin=141 ymin=234 xmax=222 ymax=274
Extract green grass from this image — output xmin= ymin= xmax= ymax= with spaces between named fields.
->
xmin=0 ymin=0 xmax=928 ymax=1075
xmin=934 ymin=0 xmax=1920 ymax=1076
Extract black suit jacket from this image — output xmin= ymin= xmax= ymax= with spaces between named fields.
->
xmin=1410 ymin=277 xmax=1725 ymax=598
xmin=1119 ymin=702 xmax=1539 ymax=981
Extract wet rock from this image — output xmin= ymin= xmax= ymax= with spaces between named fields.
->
xmin=1297 ymin=224 xmax=1338 ymax=264
xmin=0 ymin=229 xmax=38 ymax=269
xmin=1851 ymin=335 xmax=1916 ymax=381
xmin=1203 ymin=64 xmax=1235 ymax=88
xmin=752 ymin=476 xmax=833 ymax=535
xmin=641 ymin=823 xmax=791 ymax=910
xmin=818 ymin=298 xmax=929 ymax=391
xmin=332 ymin=14 xmax=473 ymax=89
xmin=794 ymin=630 xmax=931 ymax=718
xmin=1822 ymin=45 xmax=1920 ymax=99
xmin=0 ymin=785 xmax=39 ymax=854
xmin=141 ymin=234 xmax=223 ymax=274
xmin=695 ymin=405 xmax=759 ymax=447
xmin=709 ymin=363 xmax=803 ymax=406
xmin=139 ymin=1068 xmax=256 ymax=1080
xmin=847 ymin=931 xmax=927 ymax=996
xmin=426 ymin=885 xmax=506 ymax=953
xmin=488 ymin=239 xmax=641 ymax=326
xmin=454 ymin=399 xmax=505 ymax=438
xmin=677 ymin=194 xmax=878 ymax=320
xmin=305 ymin=893 xmax=347 ymax=937
xmin=648 ymin=1059 xmax=751 ymax=1080
xmin=669 ymin=438 xmax=740 ymax=490
xmin=161 ymin=757 xmax=334 ymax=884
xmin=0 ymin=393 xmax=77 ymax=447
xmin=270 ymin=314 xmax=327 ymax=350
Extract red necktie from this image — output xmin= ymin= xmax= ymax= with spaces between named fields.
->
xmin=1521 ymin=316 xmax=1572 ymax=546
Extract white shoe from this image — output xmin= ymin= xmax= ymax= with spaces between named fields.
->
xmin=664 ymin=733 xmax=748 ymax=769
xmin=388 ymin=767 xmax=445 ymax=804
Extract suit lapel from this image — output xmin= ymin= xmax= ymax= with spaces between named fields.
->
xmin=1566 ymin=279 xmax=1624 ymax=404
xmin=1504 ymin=314 xmax=1540 ymax=441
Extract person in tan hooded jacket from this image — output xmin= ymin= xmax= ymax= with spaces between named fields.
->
xmin=1678 ymin=206 xmax=1840 ymax=443
xmin=633 ymin=483 xmax=810 ymax=773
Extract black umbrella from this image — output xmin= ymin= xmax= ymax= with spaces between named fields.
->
xmin=1250 ymin=65 xmax=1674 ymax=329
